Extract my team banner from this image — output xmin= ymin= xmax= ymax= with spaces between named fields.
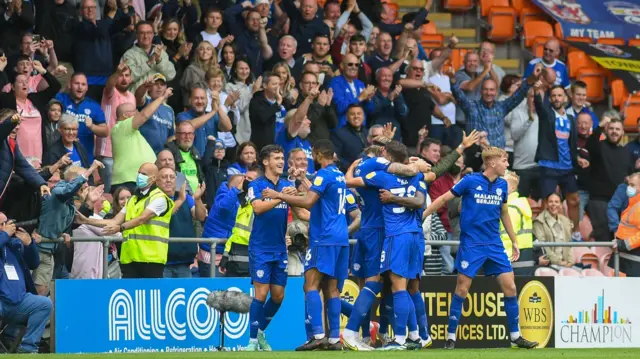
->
xmin=566 ymin=41 xmax=640 ymax=93
xmin=340 ymin=276 xmax=555 ymax=349
xmin=554 ymin=277 xmax=640 ymax=348
xmin=533 ymin=0 xmax=640 ymax=41
xmin=54 ymin=278 xmax=308 ymax=353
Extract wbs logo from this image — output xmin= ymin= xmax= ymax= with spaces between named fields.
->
xmin=518 ymin=280 xmax=553 ymax=348
xmin=108 ymin=287 xmax=251 ymax=342
xmin=606 ymin=1 xmax=640 ymax=25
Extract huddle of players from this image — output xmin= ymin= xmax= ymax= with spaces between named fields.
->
xmin=244 ymin=137 xmax=538 ymax=351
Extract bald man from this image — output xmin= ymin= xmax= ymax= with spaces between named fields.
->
xmin=156 ymin=149 xmax=193 ymax=194
xmin=78 ymin=162 xmax=176 ymax=278
xmin=110 ymin=87 xmax=174 ymax=194
xmin=328 ymin=53 xmax=376 ymax=128
xmin=524 ymin=38 xmax=570 ymax=88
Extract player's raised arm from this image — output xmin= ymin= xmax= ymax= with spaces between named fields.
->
xmin=501 ymin=203 xmax=520 ymax=262
xmin=423 ymin=191 xmax=455 ymax=220
xmin=379 ymin=189 xmax=425 ymax=209
xmin=262 ymin=186 xmax=320 ymax=210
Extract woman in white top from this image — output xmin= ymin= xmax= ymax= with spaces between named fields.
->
xmin=224 ymin=58 xmax=263 ymax=144
xmin=206 ymin=68 xmax=240 ymax=159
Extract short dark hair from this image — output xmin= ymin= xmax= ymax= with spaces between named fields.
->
xmin=312 ymin=139 xmax=334 ymax=159
xmin=419 ymin=138 xmax=441 ymax=154
xmin=347 ymin=103 xmax=364 ymax=113
xmin=135 ymin=21 xmax=153 ymax=32
xmin=301 ymin=71 xmax=318 ymax=82
xmin=313 ymin=33 xmax=330 ymax=43
xmin=246 ymin=162 xmax=262 ymax=175
xmin=500 ymin=74 xmax=522 ymax=94
xmin=549 ymin=84 xmax=566 ymax=94
xmin=260 ymin=145 xmax=284 ymax=165
xmin=571 ymin=80 xmax=587 ymax=91
xmin=350 ymin=33 xmax=366 ymax=43
xmin=385 ymin=141 xmax=408 ymax=164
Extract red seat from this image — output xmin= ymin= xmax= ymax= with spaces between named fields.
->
xmin=443 ymin=0 xmax=474 ymax=11
xmin=576 ymin=67 xmax=607 ymax=103
xmin=523 ymin=20 xmax=553 ymax=48
xmin=535 ymin=267 xmax=558 ymax=277
xmin=488 ymin=7 xmax=518 ymax=42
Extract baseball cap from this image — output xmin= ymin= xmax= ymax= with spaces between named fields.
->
xmin=152 ymin=73 xmax=167 ymax=83
xmin=255 ymin=0 xmax=270 ymax=5
xmin=214 ymin=140 xmax=225 ymax=149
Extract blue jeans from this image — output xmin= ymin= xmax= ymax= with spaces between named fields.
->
xmin=441 ymin=233 xmax=455 ymax=275
xmin=163 ymin=264 xmax=193 ymax=278
xmin=0 ymin=293 xmax=52 ymax=353
xmin=578 ymin=190 xmax=589 ymax=222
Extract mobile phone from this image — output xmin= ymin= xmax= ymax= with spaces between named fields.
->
xmin=32 ymin=34 xmax=41 ymax=43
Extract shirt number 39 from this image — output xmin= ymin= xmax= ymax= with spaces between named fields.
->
xmin=390 ymin=186 xmax=417 ymax=213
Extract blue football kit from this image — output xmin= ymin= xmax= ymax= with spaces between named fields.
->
xmin=248 ymin=176 xmax=294 ymax=286
xmin=450 ymin=173 xmax=512 ymax=278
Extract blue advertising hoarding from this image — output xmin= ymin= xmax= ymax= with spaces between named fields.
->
xmin=55 ymin=278 xmax=307 ymax=353
xmin=533 ymin=1 xmax=640 ymax=41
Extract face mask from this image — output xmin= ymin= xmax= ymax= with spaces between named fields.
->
xmin=627 ymin=186 xmax=637 ymax=198
xmin=136 ymin=173 xmax=149 ymax=189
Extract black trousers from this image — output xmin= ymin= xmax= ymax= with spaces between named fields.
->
xmin=121 ymin=262 xmax=165 ymax=278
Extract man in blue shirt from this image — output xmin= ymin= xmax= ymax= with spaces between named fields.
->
xmin=245 ymin=145 xmax=296 ymax=351
xmin=262 ymin=140 xmax=349 ymax=351
xmin=56 ymin=73 xmax=109 ymax=162
xmin=424 ymin=147 xmax=538 ymax=350
xmin=135 ymin=74 xmax=176 ymax=153
xmin=0 ymin=214 xmax=52 ymax=354
xmin=523 ymin=38 xmax=570 ymax=89
xmin=276 ymin=107 xmax=314 ymax=174
xmin=176 ymin=87 xmax=232 ymax=156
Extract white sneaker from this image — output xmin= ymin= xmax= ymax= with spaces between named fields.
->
xmin=421 ymin=336 xmax=433 ymax=349
xmin=343 ymin=334 xmax=373 ymax=351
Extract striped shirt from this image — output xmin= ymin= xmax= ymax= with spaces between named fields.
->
xmin=452 ymin=81 xmax=530 ymax=149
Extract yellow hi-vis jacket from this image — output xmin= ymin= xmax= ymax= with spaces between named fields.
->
xmin=120 ymin=187 xmax=174 ymax=265
xmin=500 ymin=192 xmax=534 ymax=259
xmin=223 ymin=204 xmax=254 ymax=260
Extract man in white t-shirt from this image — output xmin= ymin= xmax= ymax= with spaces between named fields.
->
xmin=428 ymin=48 xmax=459 ymax=147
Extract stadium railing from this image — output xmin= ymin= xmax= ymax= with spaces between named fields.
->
xmin=41 ymin=237 xmax=621 ymax=278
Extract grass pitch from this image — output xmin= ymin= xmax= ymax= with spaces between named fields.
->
xmin=10 ymin=349 xmax=640 ymax=359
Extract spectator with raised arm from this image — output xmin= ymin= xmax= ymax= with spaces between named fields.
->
xmin=281 ymin=0 xmax=330 ymax=55
xmin=292 ymin=34 xmax=336 ymax=82
xmin=44 ymin=115 xmax=91 ymax=173
xmin=332 ymin=33 xmax=371 ymax=84
xmin=367 ymin=31 xmax=407 ymax=79
xmin=55 ymin=73 xmax=109 ymax=162
xmin=524 ymin=38 xmax=570 ymax=89
xmin=264 ymin=35 xmax=298 ymax=72
xmin=224 ymin=1 xmax=273 ymax=76
xmin=225 ymin=59 xmax=260 ymax=144
xmin=0 ymin=0 xmax=35 ymax=57
xmin=377 ymin=0 xmax=430 ymax=38
xmin=296 ymin=72 xmax=337 ymax=144
xmin=329 ymin=53 xmax=375 ymax=128
xmin=476 ymin=42 xmax=505 ymax=91
xmin=276 ymin=91 xmax=318 ymax=173
xmin=160 ymin=18 xmax=193 ymax=113
xmin=122 ymin=21 xmax=177 ymax=92
xmin=110 ymin=87 xmax=174 ymax=194
xmin=134 ymin=74 xmax=175 ymax=154
xmin=249 ymin=72 xmax=287 ymax=150
xmin=180 ymin=40 xmax=218 ymax=106
xmin=370 ymin=68 xmax=407 ymax=142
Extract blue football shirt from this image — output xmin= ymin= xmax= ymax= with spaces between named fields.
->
xmin=450 ymin=173 xmax=508 ymax=247
xmin=363 ymin=171 xmax=423 ymax=237
xmin=275 ymin=128 xmax=313 ymax=174
xmin=139 ymin=97 xmax=175 ymax=154
xmin=248 ymin=176 xmax=294 ymax=253
xmin=353 ymin=156 xmax=391 ymax=229
xmin=524 ymin=58 xmax=570 ymax=88
xmin=56 ymin=93 xmax=106 ymax=162
xmin=308 ymin=164 xmax=349 ymax=247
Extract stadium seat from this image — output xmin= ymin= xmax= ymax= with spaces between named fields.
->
xmin=603 ymin=266 xmax=626 ymax=277
xmin=520 ymin=7 xmax=545 ymax=25
xmin=531 ymin=36 xmax=550 ymax=57
xmin=599 ymin=253 xmax=612 ymax=272
xmin=623 ymin=104 xmax=640 ymax=132
xmin=422 ymin=21 xmax=438 ymax=34
xmin=487 ymin=6 xmax=517 ymax=42
xmin=610 ymin=79 xmax=629 ymax=108
xmin=480 ymin=0 xmax=510 ymax=18
xmin=559 ymin=267 xmax=581 ymax=276
xmin=575 ymin=249 xmax=599 ymax=269
xmin=449 ymin=48 xmax=470 ymax=72
xmin=567 ymin=50 xmax=598 ymax=78
xmin=443 ymin=0 xmax=474 ymax=11
xmin=563 ymin=36 xmax=593 ymax=56
xmin=576 ymin=67 xmax=606 ymax=103
xmin=534 ymin=267 xmax=558 ymax=277
xmin=421 ymin=33 xmax=445 ymax=50
xmin=582 ymin=269 xmax=604 ymax=276
xmin=594 ymin=246 xmax=613 ymax=260
xmin=597 ymin=37 xmax=625 ymax=46
xmin=629 ymin=38 xmax=640 ymax=47
xmin=511 ymin=0 xmax=534 ymax=15
xmin=528 ymin=198 xmax=542 ymax=217
xmin=522 ymin=20 xmax=553 ymax=48
xmin=579 ymin=215 xmax=593 ymax=241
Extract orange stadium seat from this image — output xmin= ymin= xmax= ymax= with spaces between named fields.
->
xmin=567 ymin=50 xmax=598 ymax=78
xmin=522 ymin=20 xmax=553 ymax=48
xmin=421 ymin=34 xmax=445 ymax=50
xmin=623 ymin=104 xmax=640 ymax=132
xmin=487 ymin=6 xmax=517 ymax=42
xmin=597 ymin=37 xmax=625 ymax=46
xmin=443 ymin=0 xmax=474 ymax=11
xmin=449 ymin=48 xmax=470 ymax=72
xmin=554 ymin=22 xmax=563 ymax=38
xmin=629 ymin=38 xmax=640 ymax=47
xmin=563 ymin=36 xmax=593 ymax=56
xmin=572 ymin=247 xmax=599 ymax=269
xmin=610 ymin=79 xmax=629 ymax=108
xmin=480 ymin=0 xmax=510 ymax=17
xmin=531 ymin=36 xmax=551 ymax=57
xmin=534 ymin=267 xmax=558 ymax=277
xmin=422 ymin=21 xmax=438 ymax=34
xmin=577 ymin=67 xmax=606 ymax=103
xmin=511 ymin=0 xmax=534 ymax=14
xmin=520 ymin=6 xmax=545 ymax=24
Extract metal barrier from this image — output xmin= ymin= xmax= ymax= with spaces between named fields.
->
xmin=41 ymin=236 xmax=621 ymax=278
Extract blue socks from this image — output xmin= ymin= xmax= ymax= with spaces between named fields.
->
xmin=407 ymin=295 xmax=417 ymax=333
xmin=392 ymin=291 xmax=410 ymax=342
xmin=411 ymin=292 xmax=429 ymax=340
xmin=447 ymin=294 xmax=465 ymax=340
xmin=341 ymin=299 xmax=353 ymax=317
xmin=304 ymin=301 xmax=312 ymax=339
xmin=305 ymin=290 xmax=323 ymax=337
xmin=504 ymin=296 xmax=520 ymax=339
xmin=249 ymin=298 xmax=265 ymax=339
xmin=361 ymin=310 xmax=371 ymax=338
xmin=260 ymin=298 xmax=281 ymax=331
xmin=345 ymin=281 xmax=382 ymax=332
xmin=327 ymin=297 xmax=341 ymax=339
xmin=378 ymin=296 xmax=388 ymax=335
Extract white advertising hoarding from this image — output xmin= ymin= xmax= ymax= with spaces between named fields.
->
xmin=555 ymin=277 xmax=639 ymax=348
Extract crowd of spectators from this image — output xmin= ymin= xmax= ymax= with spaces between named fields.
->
xmin=0 ymin=0 xmax=639 ymax=353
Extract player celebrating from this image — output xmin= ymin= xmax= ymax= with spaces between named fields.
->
xmin=246 ymin=145 xmax=297 ymax=351
xmin=423 ymin=147 xmax=538 ymax=350
xmin=262 ymin=140 xmax=349 ymax=351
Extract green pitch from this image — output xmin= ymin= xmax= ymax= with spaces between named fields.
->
xmin=10 ymin=349 xmax=640 ymax=359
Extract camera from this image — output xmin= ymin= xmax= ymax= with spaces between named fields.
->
xmin=32 ymin=35 xmax=41 ymax=43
